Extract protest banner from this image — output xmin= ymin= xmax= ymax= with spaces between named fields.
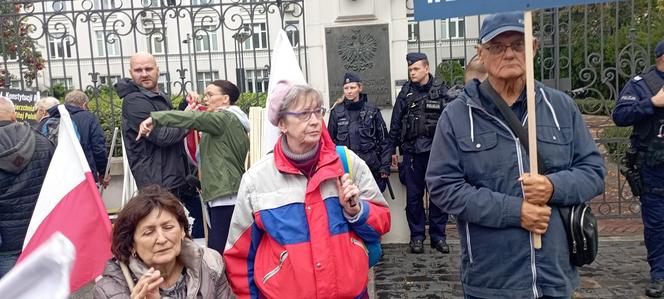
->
xmin=414 ymin=0 xmax=621 ymax=21
xmin=413 ymin=0 xmax=614 ymax=249
xmin=0 ymin=89 xmax=40 ymax=125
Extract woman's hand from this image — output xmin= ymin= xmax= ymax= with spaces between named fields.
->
xmin=130 ymin=267 xmax=163 ymax=299
xmin=136 ymin=117 xmax=154 ymax=141
xmin=337 ymin=173 xmax=361 ymax=217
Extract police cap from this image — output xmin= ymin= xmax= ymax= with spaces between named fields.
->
xmin=656 ymin=40 xmax=664 ymax=58
xmin=343 ymin=72 xmax=361 ymax=85
xmin=406 ymin=52 xmax=427 ymax=66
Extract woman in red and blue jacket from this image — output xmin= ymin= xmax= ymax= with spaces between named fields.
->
xmin=223 ymin=81 xmax=391 ymax=299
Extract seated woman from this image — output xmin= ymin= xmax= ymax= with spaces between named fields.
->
xmin=224 ymin=81 xmax=391 ymax=299
xmin=93 ymin=186 xmax=234 ymax=299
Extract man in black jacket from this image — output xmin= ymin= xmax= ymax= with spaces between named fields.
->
xmin=117 ymin=52 xmax=189 ymax=192
xmin=42 ymin=90 xmax=109 ymax=186
xmin=117 ymin=53 xmax=205 ymax=239
xmin=0 ymin=96 xmax=55 ymax=277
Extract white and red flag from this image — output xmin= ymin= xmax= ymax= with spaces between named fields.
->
xmin=18 ymin=104 xmax=112 ymax=292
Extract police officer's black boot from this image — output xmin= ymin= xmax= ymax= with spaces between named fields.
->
xmin=410 ymin=239 xmax=424 ymax=254
xmin=432 ymin=239 xmax=450 ymax=254
xmin=646 ymin=279 xmax=664 ymax=298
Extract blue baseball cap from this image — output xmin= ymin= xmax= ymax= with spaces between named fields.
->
xmin=656 ymin=40 xmax=664 ymax=58
xmin=480 ymin=11 xmax=524 ymax=44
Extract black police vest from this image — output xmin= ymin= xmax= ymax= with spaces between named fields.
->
xmin=333 ymin=103 xmax=380 ymax=154
xmin=632 ymin=66 xmax=664 ymax=168
xmin=400 ymin=78 xmax=448 ymax=142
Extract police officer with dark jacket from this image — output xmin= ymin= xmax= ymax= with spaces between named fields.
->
xmin=328 ymin=73 xmax=391 ymax=192
xmin=612 ymin=39 xmax=664 ymax=298
xmin=389 ymin=53 xmax=451 ymax=254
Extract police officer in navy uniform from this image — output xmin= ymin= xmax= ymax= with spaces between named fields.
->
xmin=389 ymin=53 xmax=451 ymax=254
xmin=328 ymin=72 xmax=391 ymax=192
xmin=613 ymin=39 xmax=664 ymax=298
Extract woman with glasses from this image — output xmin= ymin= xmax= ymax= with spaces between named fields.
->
xmin=328 ymin=72 xmax=391 ymax=192
xmin=223 ymin=80 xmax=391 ymax=299
xmin=136 ymin=80 xmax=250 ymax=252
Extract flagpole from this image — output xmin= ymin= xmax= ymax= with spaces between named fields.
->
xmin=524 ymin=11 xmax=542 ymax=249
xmin=99 ymin=127 xmax=118 ymax=195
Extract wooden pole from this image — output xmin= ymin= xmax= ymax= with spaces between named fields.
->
xmin=524 ymin=11 xmax=542 ymax=249
xmin=99 ymin=127 xmax=119 ymax=195
xmin=194 ymin=129 xmax=210 ymax=246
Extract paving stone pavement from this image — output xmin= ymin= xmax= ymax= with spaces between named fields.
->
xmin=374 ymin=238 xmax=652 ymax=299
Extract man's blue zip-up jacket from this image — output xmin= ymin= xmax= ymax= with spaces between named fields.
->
xmin=426 ymin=79 xmax=605 ymax=298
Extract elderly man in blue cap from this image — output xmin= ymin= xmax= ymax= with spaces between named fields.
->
xmin=389 ymin=52 xmax=452 ymax=254
xmin=613 ymin=39 xmax=664 ymax=298
xmin=426 ymin=11 xmax=605 ymax=298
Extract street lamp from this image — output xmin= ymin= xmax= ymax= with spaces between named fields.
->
xmin=232 ymin=24 xmax=252 ymax=92
xmin=182 ymin=33 xmax=194 ymax=91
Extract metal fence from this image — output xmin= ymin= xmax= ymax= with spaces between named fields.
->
xmin=2 ymin=0 xmax=660 ymax=218
xmin=0 ymin=0 xmax=307 ymax=141
xmin=407 ymin=0 xmax=663 ymax=218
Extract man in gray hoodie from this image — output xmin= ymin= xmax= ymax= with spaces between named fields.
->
xmin=0 ymin=96 xmax=55 ymax=277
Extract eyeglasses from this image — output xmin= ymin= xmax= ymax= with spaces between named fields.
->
xmin=202 ymin=92 xmax=226 ymax=104
xmin=483 ymin=40 xmax=526 ymax=55
xmin=284 ymin=107 xmax=327 ymax=121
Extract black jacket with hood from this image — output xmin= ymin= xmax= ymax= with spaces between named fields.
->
xmin=116 ymin=78 xmax=188 ymax=190
xmin=0 ymin=121 xmax=54 ymax=253
xmin=44 ymin=104 xmax=108 ymax=181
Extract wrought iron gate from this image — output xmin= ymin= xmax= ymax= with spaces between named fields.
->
xmin=1 ymin=0 xmax=307 ymax=142
xmin=406 ymin=0 xmax=663 ymax=218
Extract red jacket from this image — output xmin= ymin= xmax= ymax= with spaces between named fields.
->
xmin=223 ymin=128 xmax=391 ymax=299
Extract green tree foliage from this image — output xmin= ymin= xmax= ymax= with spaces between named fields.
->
xmin=236 ymin=92 xmax=267 ymax=114
xmin=435 ymin=60 xmax=464 ymax=87
xmin=534 ymin=0 xmax=664 ymax=101
xmin=0 ymin=3 xmax=45 ymax=87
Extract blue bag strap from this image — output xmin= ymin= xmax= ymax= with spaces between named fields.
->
xmin=336 ymin=145 xmax=382 ymax=268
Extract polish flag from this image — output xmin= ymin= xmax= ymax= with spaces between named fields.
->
xmin=18 ymin=105 xmax=113 ymax=292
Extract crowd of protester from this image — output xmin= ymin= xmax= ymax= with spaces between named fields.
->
xmin=1 ymin=11 xmax=664 ymax=299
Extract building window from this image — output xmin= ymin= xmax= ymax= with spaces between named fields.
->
xmin=94 ymin=0 xmax=118 ymax=9
xmin=196 ymin=71 xmax=218 ymax=92
xmin=99 ymin=75 xmax=121 ymax=86
xmin=441 ymin=18 xmax=465 ymax=39
xmin=285 ymin=20 xmax=299 ymax=47
xmin=194 ymin=26 xmax=219 ymax=52
xmin=147 ymin=30 xmax=165 ymax=54
xmin=96 ymin=31 xmax=121 ymax=57
xmin=6 ymin=51 xmax=18 ymax=61
xmin=245 ymin=68 xmax=269 ymax=93
xmin=192 ymin=0 xmax=215 ymax=4
xmin=158 ymin=73 xmax=170 ymax=93
xmin=47 ymin=1 xmax=69 ymax=12
xmin=10 ymin=80 xmax=21 ymax=89
xmin=48 ymin=37 xmax=72 ymax=59
xmin=408 ymin=21 xmax=419 ymax=42
xmin=52 ymin=77 xmax=73 ymax=89
xmin=244 ymin=23 xmax=267 ymax=50
xmin=141 ymin=0 xmax=161 ymax=7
